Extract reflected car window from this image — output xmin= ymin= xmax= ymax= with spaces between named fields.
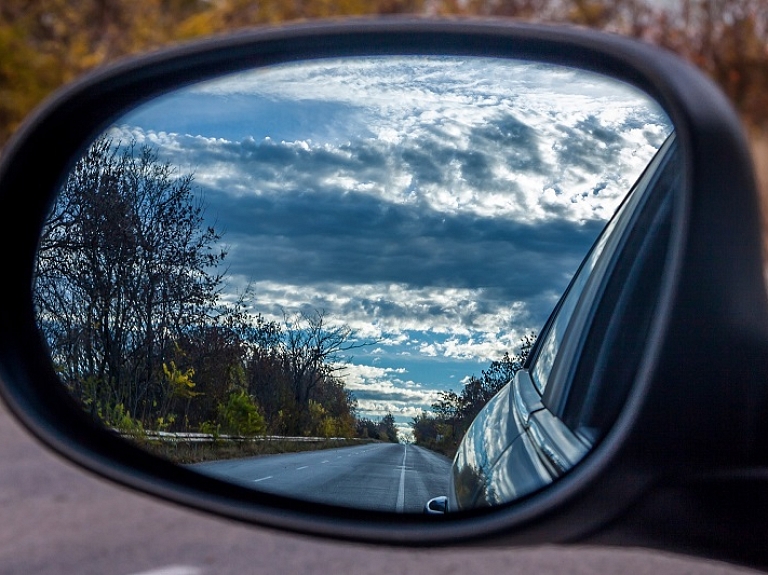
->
xmin=530 ymin=135 xmax=674 ymax=395
xmin=530 ymin=198 xmax=626 ymax=393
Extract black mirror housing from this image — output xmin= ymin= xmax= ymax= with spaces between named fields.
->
xmin=1 ymin=18 xmax=767 ymax=570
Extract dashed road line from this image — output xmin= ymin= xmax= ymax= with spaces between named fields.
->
xmin=396 ymin=444 xmax=407 ymax=513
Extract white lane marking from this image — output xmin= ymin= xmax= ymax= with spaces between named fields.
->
xmin=396 ymin=444 xmax=407 ymax=513
xmin=321 ymin=460 xmax=330 ymax=464
xmin=296 ymin=465 xmax=308 ymax=470
xmin=253 ymin=476 xmax=273 ymax=482
xmin=127 ymin=566 xmax=203 ymax=575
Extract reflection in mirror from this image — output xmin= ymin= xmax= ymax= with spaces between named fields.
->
xmin=33 ymin=55 xmax=671 ymax=512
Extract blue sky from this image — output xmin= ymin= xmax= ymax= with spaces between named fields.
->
xmin=108 ymin=56 xmax=672 ymax=438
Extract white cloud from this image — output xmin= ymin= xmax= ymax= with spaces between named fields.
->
xmin=103 ymin=56 xmax=673 ymax=424
xmin=219 ymin=279 xmax=539 ymax=360
xmin=118 ymin=56 xmax=671 ymax=226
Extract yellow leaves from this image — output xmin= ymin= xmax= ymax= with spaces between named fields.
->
xmin=0 ymin=23 xmax=62 ymax=142
xmin=174 ymin=0 xmax=409 ymax=32
xmin=567 ymin=0 xmax=611 ymax=27
xmin=308 ymin=400 xmax=356 ymax=437
xmin=155 ymin=413 xmax=177 ymax=431
xmin=162 ymin=360 xmax=200 ymax=399
xmin=176 ymin=11 xmax=225 ymax=41
xmin=103 ymin=402 xmax=145 ymax=435
xmin=0 ymin=0 xmax=433 ymax=152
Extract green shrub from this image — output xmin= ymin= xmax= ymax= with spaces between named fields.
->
xmin=217 ymin=391 xmax=266 ymax=436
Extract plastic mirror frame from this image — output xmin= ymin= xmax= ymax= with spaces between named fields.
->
xmin=0 ymin=18 xmax=762 ymax=552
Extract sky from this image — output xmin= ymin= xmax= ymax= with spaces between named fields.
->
xmin=107 ymin=56 xmax=672 ymax=439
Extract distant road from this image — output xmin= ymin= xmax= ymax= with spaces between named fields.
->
xmin=192 ymin=442 xmax=451 ymax=512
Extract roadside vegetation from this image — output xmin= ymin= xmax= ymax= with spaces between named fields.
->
xmin=33 ymin=136 xmax=400 ymax=452
xmin=137 ymin=435 xmax=373 ymax=464
xmin=31 ymin=132 xmax=518 ymax=463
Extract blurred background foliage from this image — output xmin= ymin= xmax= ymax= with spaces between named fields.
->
xmin=2 ymin=0 xmax=767 ymax=229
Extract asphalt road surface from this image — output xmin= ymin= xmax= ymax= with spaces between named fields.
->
xmin=192 ymin=443 xmax=451 ymax=512
xmin=0 ymin=401 xmax=761 ymax=575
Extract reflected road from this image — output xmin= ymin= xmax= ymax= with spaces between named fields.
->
xmin=192 ymin=443 xmax=451 ymax=512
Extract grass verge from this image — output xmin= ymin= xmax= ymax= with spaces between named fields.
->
xmin=131 ymin=436 xmax=375 ymax=464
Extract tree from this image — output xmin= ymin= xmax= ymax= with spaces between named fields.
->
xmin=411 ymin=412 xmax=439 ymax=446
xmin=34 ymin=136 xmax=225 ymax=424
xmin=378 ymin=412 xmax=399 ymax=443
xmin=356 ymin=414 xmax=399 ymax=443
xmin=217 ymin=390 xmax=266 ymax=436
xmin=279 ymin=309 xmax=368 ymax=433
xmin=455 ymin=333 xmax=535 ymax=425
xmin=34 ymin=138 xmax=369 ymax=441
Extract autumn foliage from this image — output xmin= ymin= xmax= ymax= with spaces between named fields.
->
xmin=2 ymin=0 xmax=767 ymax=150
xmin=34 ymin=137 xmax=382 ymax=441
xmin=4 ymin=1 xmax=768 ymax=249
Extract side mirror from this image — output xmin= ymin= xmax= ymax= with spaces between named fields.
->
xmin=1 ymin=18 xmax=767 ymax=570
xmin=424 ymin=496 xmax=449 ymax=515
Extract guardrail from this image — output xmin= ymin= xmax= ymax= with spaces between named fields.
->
xmin=116 ymin=429 xmax=368 ymax=444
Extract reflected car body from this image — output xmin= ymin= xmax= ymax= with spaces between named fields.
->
xmin=451 ymin=133 xmax=680 ymax=509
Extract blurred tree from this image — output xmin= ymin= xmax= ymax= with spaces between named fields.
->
xmin=2 ymin=0 xmax=767 ymax=149
xmin=0 ymin=0 xmax=425 ymax=150
xmin=0 ymin=0 xmax=209 ymax=146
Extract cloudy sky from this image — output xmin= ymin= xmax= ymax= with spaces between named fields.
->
xmin=108 ymin=56 xmax=672 ymax=438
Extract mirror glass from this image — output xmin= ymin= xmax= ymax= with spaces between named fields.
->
xmin=33 ymin=55 xmax=671 ymax=512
